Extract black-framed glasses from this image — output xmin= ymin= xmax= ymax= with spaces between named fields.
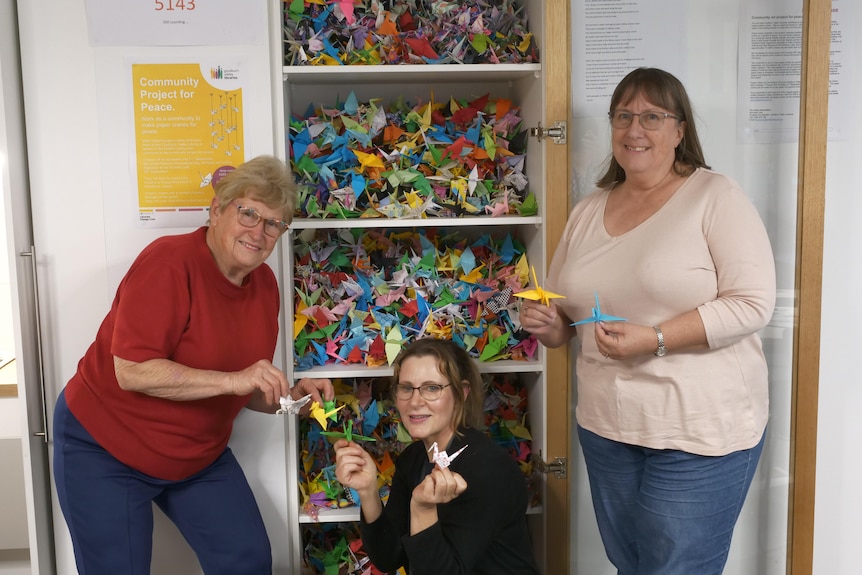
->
xmin=233 ymin=202 xmax=289 ymax=238
xmin=393 ymin=383 xmax=452 ymax=401
xmin=609 ymin=110 xmax=679 ymax=131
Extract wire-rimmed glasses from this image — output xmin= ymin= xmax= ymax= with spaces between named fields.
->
xmin=393 ymin=383 xmax=452 ymax=401
xmin=609 ymin=110 xmax=679 ymax=131
xmin=233 ymin=202 xmax=289 ymax=238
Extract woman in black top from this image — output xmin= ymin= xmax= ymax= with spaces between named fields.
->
xmin=334 ymin=338 xmax=540 ymax=575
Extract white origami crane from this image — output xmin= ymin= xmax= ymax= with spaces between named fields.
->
xmin=276 ymin=393 xmax=312 ymax=415
xmin=427 ymin=442 xmax=468 ymax=469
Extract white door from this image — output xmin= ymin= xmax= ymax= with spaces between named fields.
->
xmin=1 ymin=0 xmax=55 ymax=572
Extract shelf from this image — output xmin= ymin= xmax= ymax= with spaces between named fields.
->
xmin=299 ymin=507 xmax=361 ymax=524
xmin=283 ymin=64 xmax=542 ymax=86
xmin=289 ymin=215 xmax=541 ymax=230
xmin=299 ymin=503 xmax=545 ymax=525
xmin=293 ymin=359 xmax=543 ymax=381
xmin=280 ymin=3 xmax=550 ymax=569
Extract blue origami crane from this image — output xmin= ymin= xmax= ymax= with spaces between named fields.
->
xmin=571 ymin=291 xmax=627 ymax=326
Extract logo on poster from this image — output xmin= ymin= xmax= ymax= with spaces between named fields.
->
xmin=210 ymin=66 xmax=240 ymax=81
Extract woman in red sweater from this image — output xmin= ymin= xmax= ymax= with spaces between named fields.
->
xmin=53 ymin=155 xmax=333 ymax=574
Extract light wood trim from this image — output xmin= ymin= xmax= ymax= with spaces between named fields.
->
xmin=0 ymin=385 xmax=17 ymax=398
xmin=544 ymin=0 xmax=572 ymax=573
xmin=789 ymin=1 xmax=830 ymax=573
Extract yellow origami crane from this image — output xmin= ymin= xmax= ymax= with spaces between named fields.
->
xmin=384 ymin=324 xmax=404 ymax=366
xmin=352 ymin=149 xmax=384 ymax=173
xmin=513 ymin=266 xmax=565 ymax=307
xmin=309 ymin=401 xmax=345 ymax=431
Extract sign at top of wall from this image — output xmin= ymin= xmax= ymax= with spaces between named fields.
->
xmin=84 ymin=0 xmax=266 ymax=47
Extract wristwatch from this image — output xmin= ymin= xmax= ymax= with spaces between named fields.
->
xmin=653 ymin=325 xmax=667 ymax=357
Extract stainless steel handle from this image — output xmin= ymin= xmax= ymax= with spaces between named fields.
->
xmin=20 ymin=246 xmax=49 ymax=443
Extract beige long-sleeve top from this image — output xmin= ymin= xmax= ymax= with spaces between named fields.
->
xmin=547 ymin=168 xmax=776 ymax=456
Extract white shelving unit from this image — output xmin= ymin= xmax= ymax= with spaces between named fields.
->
xmin=269 ymin=1 xmax=552 ymax=571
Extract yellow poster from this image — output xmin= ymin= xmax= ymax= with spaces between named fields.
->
xmin=132 ymin=62 xmax=244 ymax=224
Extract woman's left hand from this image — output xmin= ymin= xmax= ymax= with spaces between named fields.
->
xmin=409 ymin=466 xmax=468 ymax=535
xmin=412 ymin=466 xmax=468 ymax=507
xmin=594 ymin=321 xmax=657 ymax=360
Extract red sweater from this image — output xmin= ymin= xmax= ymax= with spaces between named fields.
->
xmin=65 ymin=227 xmax=280 ymax=480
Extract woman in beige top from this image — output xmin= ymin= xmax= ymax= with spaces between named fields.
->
xmin=520 ymin=68 xmax=775 ymax=575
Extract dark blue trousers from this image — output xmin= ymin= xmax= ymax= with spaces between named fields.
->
xmin=53 ymin=390 xmax=272 ymax=574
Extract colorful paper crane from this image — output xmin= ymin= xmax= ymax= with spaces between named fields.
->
xmin=320 ymin=420 xmax=377 ymax=442
xmin=309 ymin=401 xmax=346 ymax=430
xmin=428 ymin=442 xmax=468 ymax=469
xmin=513 ymin=266 xmax=565 ymax=307
xmin=570 ymin=291 xmax=627 ymax=326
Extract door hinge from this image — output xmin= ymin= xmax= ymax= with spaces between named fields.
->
xmin=529 ymin=121 xmax=567 ymax=144
xmin=534 ymin=454 xmax=568 ymax=479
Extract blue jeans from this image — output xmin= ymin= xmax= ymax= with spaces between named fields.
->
xmin=578 ymin=425 xmax=765 ymax=575
xmin=53 ymin=390 xmax=272 ymax=575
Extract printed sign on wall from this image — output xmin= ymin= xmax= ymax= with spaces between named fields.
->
xmin=132 ymin=62 xmax=245 ymax=226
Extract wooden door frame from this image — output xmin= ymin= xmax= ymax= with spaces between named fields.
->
xmin=789 ymin=0 xmax=830 ymax=573
xmin=543 ymin=0 xmax=572 ymax=573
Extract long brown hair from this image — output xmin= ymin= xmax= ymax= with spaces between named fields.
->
xmin=391 ymin=337 xmax=484 ymax=431
xmin=597 ymin=67 xmax=710 ymax=189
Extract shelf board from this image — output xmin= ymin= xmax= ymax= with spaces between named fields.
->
xmin=300 ymin=503 xmax=544 ymax=524
xmin=299 ymin=507 xmax=360 ymax=524
xmin=289 ymin=215 xmax=541 ymax=230
xmin=293 ymin=359 xmax=542 ymax=380
xmin=283 ymin=63 xmax=542 ymax=85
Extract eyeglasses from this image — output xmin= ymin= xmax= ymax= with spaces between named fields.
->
xmin=609 ymin=110 xmax=679 ymax=131
xmin=393 ymin=383 xmax=452 ymax=401
xmin=233 ymin=202 xmax=289 ymax=238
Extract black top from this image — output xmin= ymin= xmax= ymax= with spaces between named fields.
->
xmin=360 ymin=427 xmax=541 ymax=575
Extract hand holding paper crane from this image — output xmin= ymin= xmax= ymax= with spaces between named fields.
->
xmin=513 ymin=266 xmax=565 ymax=307
xmin=309 ymin=400 xmax=345 ymax=430
xmin=570 ymin=291 xmax=627 ymax=326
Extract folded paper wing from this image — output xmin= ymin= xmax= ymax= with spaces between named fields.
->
xmin=570 ymin=291 xmax=627 ymax=326
xmin=513 ymin=266 xmax=565 ymax=307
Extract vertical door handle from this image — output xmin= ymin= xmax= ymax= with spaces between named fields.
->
xmin=19 ymin=246 xmax=49 ymax=443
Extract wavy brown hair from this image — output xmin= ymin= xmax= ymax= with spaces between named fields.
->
xmin=597 ymin=67 xmax=710 ymax=189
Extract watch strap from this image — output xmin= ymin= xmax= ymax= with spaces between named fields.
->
xmin=653 ymin=325 xmax=666 ymax=356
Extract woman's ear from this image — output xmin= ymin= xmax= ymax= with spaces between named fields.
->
xmin=675 ymin=121 xmax=686 ymax=146
xmin=462 ymin=380 xmax=470 ymax=399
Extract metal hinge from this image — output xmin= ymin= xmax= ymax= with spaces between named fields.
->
xmin=533 ymin=454 xmax=568 ymax=479
xmin=529 ymin=121 xmax=567 ymax=144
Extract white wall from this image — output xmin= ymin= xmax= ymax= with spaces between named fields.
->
xmin=813 ymin=1 xmax=862 ymax=567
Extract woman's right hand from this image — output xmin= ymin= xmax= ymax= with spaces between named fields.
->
xmin=231 ymin=359 xmax=291 ymax=406
xmin=334 ymin=439 xmax=384 ymax=522
xmin=519 ymin=300 xmax=574 ymax=348
xmin=334 ymin=439 xmax=377 ymax=494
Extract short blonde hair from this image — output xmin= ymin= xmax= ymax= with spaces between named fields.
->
xmin=212 ymin=155 xmax=296 ymax=222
